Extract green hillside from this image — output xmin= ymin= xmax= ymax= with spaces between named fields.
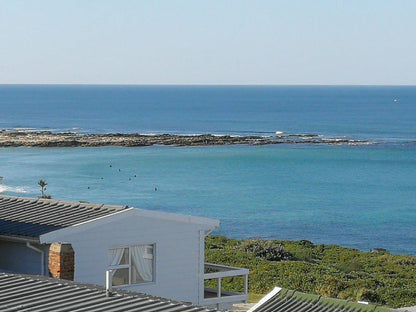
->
xmin=205 ymin=236 xmax=416 ymax=308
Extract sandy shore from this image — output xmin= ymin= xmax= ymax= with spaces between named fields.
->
xmin=0 ymin=130 xmax=370 ymax=147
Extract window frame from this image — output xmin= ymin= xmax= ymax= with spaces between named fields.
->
xmin=108 ymin=244 xmax=155 ymax=287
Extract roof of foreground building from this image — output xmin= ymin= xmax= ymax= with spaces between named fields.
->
xmin=0 ymin=195 xmax=128 ymax=238
xmin=0 ymin=195 xmax=219 ymax=241
xmin=249 ymin=287 xmax=393 ymax=312
xmin=0 ymin=272 xmax=217 ymax=312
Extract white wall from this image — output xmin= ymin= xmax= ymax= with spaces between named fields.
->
xmin=0 ymin=240 xmax=49 ymax=275
xmin=41 ymin=211 xmax=209 ymax=305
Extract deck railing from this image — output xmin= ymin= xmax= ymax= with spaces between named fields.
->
xmin=203 ymin=263 xmax=249 ymax=307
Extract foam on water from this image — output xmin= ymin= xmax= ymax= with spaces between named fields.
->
xmin=0 ymin=184 xmax=27 ymax=194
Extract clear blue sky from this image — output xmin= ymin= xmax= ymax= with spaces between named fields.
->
xmin=0 ymin=1 xmax=415 ymax=85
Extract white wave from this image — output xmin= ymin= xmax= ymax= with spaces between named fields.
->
xmin=275 ymin=131 xmax=284 ymax=135
xmin=0 ymin=184 xmax=27 ymax=194
xmin=12 ymin=127 xmax=37 ymax=132
xmin=140 ymin=133 xmax=167 ymax=136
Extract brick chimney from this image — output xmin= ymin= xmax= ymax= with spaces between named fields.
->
xmin=48 ymin=243 xmax=75 ymax=280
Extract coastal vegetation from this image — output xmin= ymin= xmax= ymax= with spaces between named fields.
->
xmin=205 ymin=236 xmax=416 ymax=308
xmin=38 ymin=179 xmax=51 ymax=199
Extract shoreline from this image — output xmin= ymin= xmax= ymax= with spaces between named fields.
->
xmin=0 ymin=130 xmax=370 ymax=147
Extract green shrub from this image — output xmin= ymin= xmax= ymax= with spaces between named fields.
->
xmin=358 ymin=288 xmax=383 ymax=303
xmin=239 ymin=239 xmax=293 ymax=261
xmin=336 ymin=260 xmax=364 ymax=273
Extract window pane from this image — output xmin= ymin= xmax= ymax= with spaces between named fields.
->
xmin=131 ymin=260 xmax=142 ymax=284
xmin=131 ymin=245 xmax=154 ymax=283
xmin=112 ymin=268 xmax=129 ymax=286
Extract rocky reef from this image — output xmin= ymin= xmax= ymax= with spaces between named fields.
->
xmin=0 ymin=130 xmax=371 ymax=147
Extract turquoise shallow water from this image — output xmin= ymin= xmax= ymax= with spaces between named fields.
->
xmin=1 ymin=144 xmax=415 ymax=255
xmin=1 ymin=85 xmax=415 ymax=254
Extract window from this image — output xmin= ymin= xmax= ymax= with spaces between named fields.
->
xmin=108 ymin=244 xmax=154 ymax=286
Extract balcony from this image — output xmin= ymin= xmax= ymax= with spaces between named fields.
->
xmin=203 ymin=263 xmax=249 ymax=308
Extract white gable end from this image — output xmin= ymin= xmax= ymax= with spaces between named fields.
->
xmin=40 ymin=207 xmax=219 ymax=243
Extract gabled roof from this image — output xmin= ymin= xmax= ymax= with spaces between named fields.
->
xmin=249 ymin=287 xmax=393 ymax=312
xmin=0 ymin=272 xmax=217 ymax=312
xmin=0 ymin=195 xmax=219 ymax=241
xmin=0 ymin=195 xmax=128 ymax=239
xmin=41 ymin=205 xmax=220 ymax=244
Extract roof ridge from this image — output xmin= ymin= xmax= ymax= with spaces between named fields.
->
xmin=0 ymin=195 xmax=126 ymax=210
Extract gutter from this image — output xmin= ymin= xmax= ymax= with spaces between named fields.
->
xmin=0 ymin=234 xmax=40 ymax=244
xmin=26 ymin=242 xmax=45 ymax=276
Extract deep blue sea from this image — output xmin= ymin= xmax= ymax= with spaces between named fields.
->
xmin=0 ymin=85 xmax=415 ymax=255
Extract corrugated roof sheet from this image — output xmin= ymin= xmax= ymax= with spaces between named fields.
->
xmin=0 ymin=219 xmax=62 ymax=237
xmin=0 ymin=195 xmax=129 ymax=238
xmin=0 ymin=272 xmax=217 ymax=312
xmin=250 ymin=288 xmax=393 ymax=312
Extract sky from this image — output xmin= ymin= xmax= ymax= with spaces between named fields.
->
xmin=0 ymin=1 xmax=415 ymax=85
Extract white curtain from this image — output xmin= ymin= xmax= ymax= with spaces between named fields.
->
xmin=108 ymin=248 xmax=124 ymax=266
xmin=108 ymin=248 xmax=124 ymax=278
xmin=131 ymin=246 xmax=153 ymax=282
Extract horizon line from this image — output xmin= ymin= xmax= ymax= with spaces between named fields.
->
xmin=1 ymin=83 xmax=416 ymax=87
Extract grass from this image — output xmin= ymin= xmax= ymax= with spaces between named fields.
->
xmin=248 ymin=293 xmax=265 ymax=303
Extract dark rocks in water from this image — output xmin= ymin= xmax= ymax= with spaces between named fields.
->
xmin=0 ymin=131 xmax=372 ymax=148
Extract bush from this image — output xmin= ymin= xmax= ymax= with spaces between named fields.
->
xmin=239 ymin=239 xmax=293 ymax=261
xmin=336 ymin=260 xmax=364 ymax=273
xmin=315 ymin=276 xmax=347 ymax=298
xmin=359 ymin=288 xmax=383 ymax=303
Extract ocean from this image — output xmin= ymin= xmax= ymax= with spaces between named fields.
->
xmin=0 ymin=85 xmax=415 ymax=255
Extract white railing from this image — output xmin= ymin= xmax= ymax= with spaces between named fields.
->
xmin=203 ymin=263 xmax=249 ymax=306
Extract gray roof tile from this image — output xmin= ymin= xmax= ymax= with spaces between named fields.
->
xmin=0 ymin=272 xmax=217 ymax=312
xmin=0 ymin=195 xmax=129 ymax=238
xmin=250 ymin=288 xmax=393 ymax=312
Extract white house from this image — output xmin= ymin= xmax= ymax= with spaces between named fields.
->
xmin=0 ymin=195 xmax=248 ymax=309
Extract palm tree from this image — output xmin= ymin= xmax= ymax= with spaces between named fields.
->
xmin=38 ymin=179 xmax=47 ymax=198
